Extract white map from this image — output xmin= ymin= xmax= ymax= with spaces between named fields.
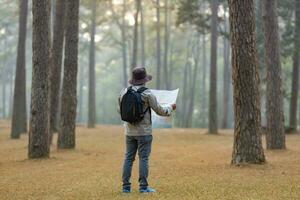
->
xmin=150 ymin=89 xmax=179 ymax=128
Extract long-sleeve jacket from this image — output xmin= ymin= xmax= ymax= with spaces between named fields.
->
xmin=118 ymin=85 xmax=172 ymax=136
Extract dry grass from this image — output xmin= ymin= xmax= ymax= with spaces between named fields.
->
xmin=1 ymin=120 xmax=300 ymax=200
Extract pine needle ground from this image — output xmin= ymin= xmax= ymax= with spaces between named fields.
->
xmin=1 ymin=121 xmax=300 ymax=200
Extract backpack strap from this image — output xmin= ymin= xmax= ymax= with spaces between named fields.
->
xmin=137 ymin=87 xmax=151 ymax=123
xmin=137 ymin=87 xmax=148 ymax=93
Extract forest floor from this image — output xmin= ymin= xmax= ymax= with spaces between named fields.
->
xmin=1 ymin=120 xmax=300 ymax=200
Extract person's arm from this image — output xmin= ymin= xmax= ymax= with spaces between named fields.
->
xmin=117 ymin=88 xmax=126 ymax=114
xmin=147 ymin=92 xmax=173 ymax=117
xmin=117 ymin=96 xmax=121 ymax=114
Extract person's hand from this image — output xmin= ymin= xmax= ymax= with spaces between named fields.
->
xmin=171 ymin=104 xmax=176 ymax=110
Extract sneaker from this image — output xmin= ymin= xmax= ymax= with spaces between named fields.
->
xmin=122 ymin=187 xmax=131 ymax=193
xmin=139 ymin=187 xmax=156 ymax=193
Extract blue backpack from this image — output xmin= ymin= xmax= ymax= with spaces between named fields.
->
xmin=120 ymin=87 xmax=149 ymax=124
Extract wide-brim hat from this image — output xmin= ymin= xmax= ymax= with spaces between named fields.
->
xmin=129 ymin=67 xmax=152 ymax=85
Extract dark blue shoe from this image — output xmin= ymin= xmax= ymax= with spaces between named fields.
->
xmin=122 ymin=187 xmax=131 ymax=193
xmin=139 ymin=187 xmax=156 ymax=193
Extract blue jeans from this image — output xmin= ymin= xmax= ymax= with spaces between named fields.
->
xmin=122 ymin=135 xmax=153 ymax=189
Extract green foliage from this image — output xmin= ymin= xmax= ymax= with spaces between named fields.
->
xmin=278 ymin=0 xmax=295 ymax=59
xmin=176 ymin=0 xmax=210 ymax=34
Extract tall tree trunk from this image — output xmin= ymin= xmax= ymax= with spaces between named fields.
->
xmin=181 ymin=61 xmax=192 ymax=127
xmin=88 ymin=2 xmax=96 ymax=128
xmin=221 ymin=19 xmax=231 ymax=129
xmin=201 ymin=35 xmax=207 ymax=128
xmin=262 ymin=0 xmax=285 ymax=149
xmin=2 ymin=79 xmax=6 ymax=118
xmin=156 ymin=0 xmax=161 ymax=89
xmin=28 ymin=0 xmax=51 ymax=158
xmin=208 ymin=0 xmax=218 ymax=134
xmin=49 ymin=0 xmax=66 ymax=142
xmin=179 ymin=37 xmax=192 ymax=127
xmin=11 ymin=0 xmax=28 ymax=139
xmin=77 ymin=63 xmax=85 ymax=123
xmin=168 ymin=40 xmax=174 ymax=87
xmin=140 ymin=2 xmax=146 ymax=67
xmin=289 ymin=0 xmax=300 ymax=130
xmin=180 ymin=64 xmax=189 ymax=127
xmin=109 ymin=0 xmax=128 ymax=87
xmin=121 ymin=0 xmax=128 ymax=87
xmin=163 ymin=0 xmax=170 ymax=89
xmin=229 ymin=0 xmax=265 ymax=165
xmin=131 ymin=0 xmax=141 ymax=69
xmin=186 ymin=34 xmax=200 ymax=127
xmin=8 ymin=72 xmax=13 ymax=118
xmin=57 ymin=0 xmax=79 ymax=149
xmin=78 ymin=64 xmax=84 ymax=123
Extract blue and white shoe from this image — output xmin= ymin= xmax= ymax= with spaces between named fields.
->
xmin=139 ymin=187 xmax=156 ymax=193
xmin=122 ymin=187 xmax=131 ymax=193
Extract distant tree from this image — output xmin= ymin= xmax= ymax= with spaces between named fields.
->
xmin=176 ymin=0 xmax=210 ymax=33
xmin=28 ymin=0 xmax=51 ymax=158
xmin=11 ymin=0 xmax=28 ymax=139
xmin=140 ymin=2 xmax=146 ymax=67
xmin=1 ymin=63 xmax=8 ymax=118
xmin=156 ymin=0 xmax=162 ymax=89
xmin=221 ymin=18 xmax=231 ymax=129
xmin=1 ymin=70 xmax=6 ymax=118
xmin=110 ymin=0 xmax=128 ymax=87
xmin=131 ymin=0 xmax=141 ymax=68
xmin=229 ymin=0 xmax=265 ymax=164
xmin=88 ymin=1 xmax=97 ymax=128
xmin=122 ymin=0 xmax=129 ymax=86
xmin=179 ymin=36 xmax=192 ymax=127
xmin=49 ymin=0 xmax=66 ymax=143
xmin=78 ymin=64 xmax=85 ymax=123
xmin=186 ymin=34 xmax=200 ymax=127
xmin=289 ymin=0 xmax=300 ymax=130
xmin=208 ymin=0 xmax=218 ymax=134
xmin=262 ymin=0 xmax=285 ymax=149
xmin=57 ymin=0 xmax=79 ymax=149
xmin=163 ymin=0 xmax=170 ymax=89
xmin=201 ymin=35 xmax=207 ymax=127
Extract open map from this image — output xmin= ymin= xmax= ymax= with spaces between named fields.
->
xmin=150 ymin=89 xmax=179 ymax=128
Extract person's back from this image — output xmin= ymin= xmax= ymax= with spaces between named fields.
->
xmin=118 ymin=67 xmax=176 ymax=193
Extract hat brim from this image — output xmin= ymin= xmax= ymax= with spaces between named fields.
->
xmin=129 ymin=75 xmax=152 ymax=85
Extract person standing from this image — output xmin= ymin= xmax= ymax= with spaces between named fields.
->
xmin=118 ymin=67 xmax=176 ymax=193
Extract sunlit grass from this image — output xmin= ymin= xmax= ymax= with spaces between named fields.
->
xmin=1 ymin=121 xmax=300 ymax=200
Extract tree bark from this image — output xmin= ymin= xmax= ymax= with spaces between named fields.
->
xmin=131 ymin=0 xmax=141 ymax=69
xmin=49 ymin=0 xmax=66 ymax=142
xmin=229 ymin=0 xmax=265 ymax=165
xmin=28 ymin=0 xmax=51 ymax=158
xmin=11 ymin=0 xmax=28 ymax=139
xmin=57 ymin=0 xmax=79 ymax=149
xmin=208 ymin=0 xmax=218 ymax=134
xmin=156 ymin=0 xmax=161 ymax=89
xmin=289 ymin=0 xmax=300 ymax=130
xmin=87 ymin=2 xmax=96 ymax=128
xmin=262 ymin=0 xmax=285 ymax=149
